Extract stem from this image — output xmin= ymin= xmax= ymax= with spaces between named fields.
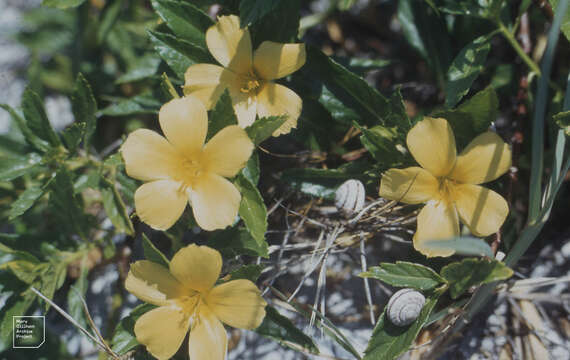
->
xmin=498 ymin=23 xmax=542 ymax=76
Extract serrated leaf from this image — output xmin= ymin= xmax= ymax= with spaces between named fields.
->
xmin=151 ymin=0 xmax=212 ymax=47
xmin=432 ymin=87 xmax=498 ymax=148
xmin=22 ymin=88 xmax=61 ymax=148
xmin=49 ymin=168 xmax=89 ymax=239
xmin=208 ymin=89 xmax=237 ymax=140
xmin=360 ymin=262 xmax=446 ymax=291
xmin=42 ymin=0 xmax=86 ymax=9
xmin=71 ymin=74 xmax=97 ymax=150
xmin=281 ymin=168 xmax=354 ymax=199
xmin=256 ymin=306 xmax=319 ymax=354
xmin=141 ymin=234 xmax=170 ymax=267
xmin=241 ymin=152 xmax=260 ymax=185
xmin=111 ymin=303 xmax=156 ymax=355
xmin=356 ymin=123 xmax=404 ymax=163
xmin=240 ymin=0 xmax=283 ymax=26
xmin=229 ymin=264 xmax=264 ymax=282
xmin=446 ymin=35 xmax=491 ymax=108
xmin=38 ymin=261 xmax=68 ymax=311
xmin=554 ymin=110 xmax=570 ymax=136
xmin=100 ymin=93 xmax=162 ymax=117
xmin=0 ymin=153 xmax=42 ymax=182
xmin=97 ymin=0 xmax=123 ymax=44
xmin=441 ymin=258 xmax=513 ymax=299
xmin=245 ymin=116 xmax=287 ymax=144
xmin=209 ymin=227 xmax=268 ymax=258
xmin=363 ymin=289 xmax=442 ymax=360
xmin=101 ymin=184 xmax=134 ymax=235
xmin=116 ymin=55 xmax=161 ymax=84
xmin=147 ymin=30 xmax=212 ymax=78
xmin=0 ymin=104 xmax=49 ymax=152
xmin=9 ymin=186 xmax=44 ymax=220
xmin=235 ymin=174 xmax=267 ymax=246
xmin=62 ymin=122 xmax=86 ymax=153
xmin=421 ymin=236 xmax=494 ymax=258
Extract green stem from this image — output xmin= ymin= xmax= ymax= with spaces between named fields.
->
xmin=498 ymin=23 xmax=542 ymax=76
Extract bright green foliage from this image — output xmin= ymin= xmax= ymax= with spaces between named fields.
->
xmin=208 ymin=90 xmax=238 ymax=140
xmin=554 ymin=110 xmax=570 ymax=136
xmin=245 ymin=116 xmax=287 ymax=145
xmin=235 ymin=174 xmax=268 ymax=246
xmin=441 ymin=258 xmax=513 ymax=299
xmin=360 ymin=262 xmax=447 ymax=291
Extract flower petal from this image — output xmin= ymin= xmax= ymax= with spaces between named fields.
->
xmin=232 ymin=93 xmax=257 ymax=128
xmin=253 ymin=42 xmax=306 ymax=80
xmin=407 ymin=117 xmax=457 ymax=177
xmin=190 ymin=173 xmax=241 ymax=231
xmin=125 ymin=260 xmax=185 ymax=306
xmin=159 ymin=96 xmax=208 ymax=156
xmin=134 ymin=180 xmax=187 ymax=231
xmin=207 ymin=279 xmax=267 ymax=329
xmin=413 ymin=201 xmax=459 ymax=257
xmin=256 ymin=82 xmax=302 ymax=136
xmin=449 ymin=132 xmax=512 ymax=185
xmin=206 ymin=15 xmax=252 ymax=74
xmin=202 ymin=125 xmax=254 ymax=177
xmin=134 ymin=306 xmax=190 ymax=360
xmin=183 ymin=64 xmax=238 ymax=109
xmin=379 ymin=167 xmax=439 ymax=204
xmin=188 ymin=306 xmax=227 ymax=360
xmin=121 ymin=129 xmax=181 ymax=181
xmin=169 ymin=244 xmax=221 ymax=293
xmin=454 ymin=184 xmax=509 ymax=237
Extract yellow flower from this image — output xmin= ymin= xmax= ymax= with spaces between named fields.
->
xmin=379 ymin=117 xmax=512 ymax=257
xmin=125 ymin=244 xmax=267 ymax=360
xmin=184 ymin=15 xmax=306 ymax=136
xmin=120 ymin=96 xmax=253 ymax=231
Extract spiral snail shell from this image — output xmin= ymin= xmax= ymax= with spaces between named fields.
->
xmin=386 ymin=288 xmax=425 ymax=327
xmin=335 ymin=179 xmax=365 ymax=215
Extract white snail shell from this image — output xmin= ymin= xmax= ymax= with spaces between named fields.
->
xmin=386 ymin=288 xmax=425 ymax=326
xmin=335 ymin=179 xmax=365 ymax=215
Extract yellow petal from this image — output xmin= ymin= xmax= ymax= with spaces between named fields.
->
xmin=449 ymin=132 xmax=512 ymax=185
xmin=256 ymin=82 xmax=302 ymax=136
xmin=125 ymin=260 xmax=185 ymax=306
xmin=203 ymin=125 xmax=254 ymax=177
xmin=253 ymin=42 xmax=306 ymax=80
xmin=121 ymin=129 xmax=181 ymax=182
xmin=188 ymin=306 xmax=227 ymax=360
xmin=134 ymin=180 xmax=187 ymax=231
xmin=232 ymin=93 xmax=257 ymax=128
xmin=159 ymin=96 xmax=207 ymax=156
xmin=407 ymin=117 xmax=457 ymax=177
xmin=379 ymin=167 xmax=439 ymax=204
xmin=169 ymin=244 xmax=221 ymax=293
xmin=454 ymin=184 xmax=509 ymax=237
xmin=413 ymin=201 xmax=459 ymax=257
xmin=134 ymin=306 xmax=190 ymax=360
xmin=207 ymin=279 xmax=267 ymax=329
xmin=190 ymin=173 xmax=241 ymax=231
xmin=183 ymin=64 xmax=238 ymax=109
xmin=206 ymin=15 xmax=252 ymax=74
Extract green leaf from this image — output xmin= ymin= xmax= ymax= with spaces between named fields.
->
xmin=160 ymin=72 xmax=181 ymax=100
xmin=0 ymin=292 xmax=35 ymax=351
xmin=101 ymin=184 xmax=134 ymax=235
xmin=62 ymin=122 xmax=86 ymax=153
xmin=360 ymin=262 xmax=446 ymax=291
xmin=235 ymin=174 xmax=268 ymax=247
xmin=42 ymin=0 xmax=86 ymax=9
xmin=116 ymin=55 xmax=162 ymax=84
xmin=142 ymin=234 xmax=170 ymax=267
xmin=208 ymin=89 xmax=238 ymax=140
xmin=245 ymin=116 xmax=287 ymax=145
xmin=22 ymin=88 xmax=61 ymax=148
xmin=67 ymin=256 xmax=89 ymax=330
xmin=554 ymin=110 xmax=570 ymax=136
xmin=305 ymin=46 xmax=409 ymax=129
xmin=281 ymin=168 xmax=355 ymax=199
xmin=38 ymin=261 xmax=68 ymax=311
xmin=241 ymin=152 xmax=260 ymax=185
xmin=209 ymin=227 xmax=269 ymax=258
xmin=249 ymin=0 xmax=300 ymax=45
xmin=0 ymin=153 xmax=42 ymax=182
xmin=441 ymin=258 xmax=513 ymax=299
xmin=446 ymin=35 xmax=492 ymax=108
xmin=111 ymin=303 xmax=156 ymax=355
xmin=550 ymin=0 xmax=570 ymax=41
xmin=256 ymin=306 xmax=319 ymax=354
xmin=356 ymin=123 xmax=406 ymax=163
xmin=151 ymin=0 xmax=213 ymax=47
xmin=49 ymin=168 xmax=89 ymax=239
xmin=240 ymin=0 xmax=283 ymax=26
xmin=432 ymin=87 xmax=498 ymax=148
xmin=100 ymin=93 xmax=162 ymax=117
xmin=363 ymin=289 xmax=442 ymax=360
xmin=0 ymin=104 xmax=49 ymax=152
xmin=421 ymin=236 xmax=494 ymax=258
xmin=97 ymin=0 xmax=123 ymax=44
xmin=9 ymin=186 xmax=44 ymax=220
xmin=147 ymin=30 xmax=212 ymax=78
xmin=71 ymin=74 xmax=97 ymax=150
xmin=229 ymin=264 xmax=264 ymax=281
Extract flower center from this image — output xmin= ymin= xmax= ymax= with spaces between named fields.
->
xmin=175 ymin=155 xmax=206 ymax=192
xmin=239 ymin=71 xmax=262 ymax=94
xmin=437 ymin=177 xmax=456 ymax=203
